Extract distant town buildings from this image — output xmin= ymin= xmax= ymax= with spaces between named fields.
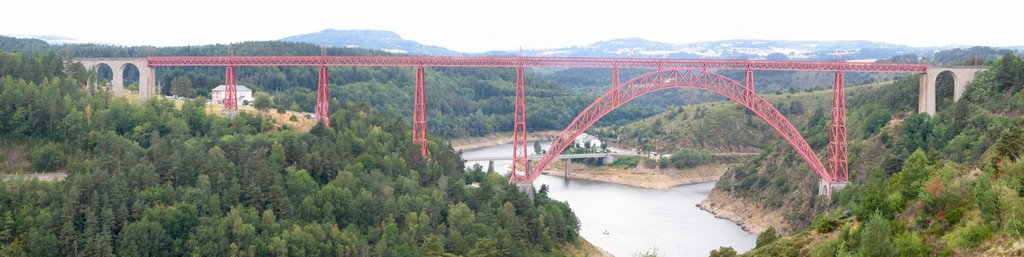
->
xmin=211 ymin=85 xmax=254 ymax=105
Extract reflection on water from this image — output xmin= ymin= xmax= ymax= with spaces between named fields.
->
xmin=463 ymin=142 xmax=755 ymax=257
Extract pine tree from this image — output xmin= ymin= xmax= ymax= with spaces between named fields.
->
xmin=859 ymin=211 xmax=893 ymax=257
xmin=468 ymin=237 xmax=499 ymax=257
xmin=0 ymin=211 xmax=12 ymax=243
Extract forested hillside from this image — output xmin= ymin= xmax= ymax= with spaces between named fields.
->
xmin=0 ymin=36 xmax=660 ymax=138
xmin=597 ymin=81 xmax=899 ymax=154
xmin=712 ymin=53 xmax=1024 ymax=256
xmin=0 ymin=50 xmax=583 ymax=256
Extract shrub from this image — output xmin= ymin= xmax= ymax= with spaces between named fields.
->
xmin=808 ymin=238 xmax=840 ymax=257
xmin=709 ymin=246 xmax=737 ymax=257
xmin=611 ymin=157 xmax=640 ymax=168
xmin=755 ymin=227 xmax=779 ymax=248
xmin=812 ymin=215 xmax=840 ymax=233
xmin=669 ymin=148 xmax=711 ymax=169
xmin=893 ymin=232 xmax=930 ymax=257
xmin=30 ymin=143 xmax=66 ymax=171
xmin=944 ymin=223 xmax=993 ymax=249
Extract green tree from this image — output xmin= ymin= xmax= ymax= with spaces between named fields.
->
xmin=893 ymin=232 xmax=929 ymax=257
xmin=0 ymin=211 xmax=12 ymax=243
xmin=996 ymin=53 xmax=1023 ymax=92
xmin=709 ymin=246 xmax=738 ymax=257
xmin=170 ymin=76 xmax=196 ymax=97
xmin=858 ymin=168 xmax=892 ymax=221
xmin=119 ymin=220 xmax=171 ymax=257
xmin=24 ymin=229 xmax=59 ymax=257
xmin=755 ymin=227 xmax=779 ymax=248
xmin=253 ymin=92 xmax=274 ymax=113
xmin=534 ymin=141 xmax=543 ymax=155
xmin=446 ymin=203 xmax=477 ymax=254
xmin=859 ymin=212 xmax=893 ymax=257
xmin=995 ymin=126 xmax=1024 ymax=161
xmin=670 ymin=148 xmax=711 ymax=169
xmin=973 ymin=174 xmax=1002 ymax=227
xmin=891 ymin=149 xmax=929 ymax=207
xmin=467 ymin=237 xmax=499 ymax=257
xmin=30 ymin=142 xmax=66 ymax=171
xmin=421 ymin=236 xmax=457 ymax=257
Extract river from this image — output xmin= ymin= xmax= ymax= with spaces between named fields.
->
xmin=462 ymin=142 xmax=756 ymax=257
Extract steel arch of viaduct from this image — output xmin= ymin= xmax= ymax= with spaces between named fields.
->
xmin=523 ymin=69 xmax=832 ymax=183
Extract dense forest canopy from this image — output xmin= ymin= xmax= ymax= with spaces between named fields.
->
xmin=0 ymin=50 xmax=582 ymax=256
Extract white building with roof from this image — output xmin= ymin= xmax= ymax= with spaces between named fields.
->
xmin=211 ymin=85 xmax=254 ymax=105
xmin=574 ymin=133 xmax=602 ymax=149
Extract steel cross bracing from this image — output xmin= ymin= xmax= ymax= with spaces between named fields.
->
xmin=828 ymin=72 xmax=849 ymax=182
xmin=315 ymin=48 xmax=331 ymax=127
xmin=517 ymin=69 xmax=833 ymax=183
xmin=148 ymin=56 xmax=927 ymax=73
xmin=224 ymin=65 xmax=238 ymax=111
xmin=412 ymin=65 xmax=429 ymax=158
xmin=510 ymin=65 xmax=529 ymax=181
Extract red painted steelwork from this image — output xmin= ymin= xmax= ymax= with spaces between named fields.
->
xmin=518 ymin=69 xmax=833 ymax=183
xmin=145 ymin=54 xmax=928 ymax=185
xmin=510 ymin=65 xmax=529 ymax=181
xmin=224 ymin=65 xmax=237 ymax=111
xmin=148 ymin=56 xmax=927 ymax=73
xmin=315 ymin=48 xmax=331 ymax=127
xmin=611 ymin=66 xmax=620 ymax=105
xmin=828 ymin=72 xmax=849 ymax=182
xmin=412 ymin=66 xmax=429 ymax=158
xmin=316 ymin=65 xmax=330 ymax=127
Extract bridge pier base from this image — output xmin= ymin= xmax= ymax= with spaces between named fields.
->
xmin=222 ymin=109 xmax=240 ymax=117
xmin=515 ymin=182 xmax=535 ymax=201
xmin=818 ymin=179 xmax=849 ymax=199
xmin=604 ymin=154 xmax=616 ymax=165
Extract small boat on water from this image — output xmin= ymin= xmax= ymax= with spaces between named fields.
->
xmin=602 ymin=230 xmax=609 ymax=235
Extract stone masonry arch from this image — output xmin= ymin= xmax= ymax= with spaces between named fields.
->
xmin=919 ymin=66 xmax=988 ymax=115
xmin=76 ymin=58 xmax=155 ymax=99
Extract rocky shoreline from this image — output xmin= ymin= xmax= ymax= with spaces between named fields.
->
xmin=697 ymin=188 xmax=791 ymax=234
xmin=562 ymin=236 xmax=615 ymax=257
xmin=448 ymin=130 xmax=561 ymax=152
xmin=541 ymin=163 xmax=729 ymax=190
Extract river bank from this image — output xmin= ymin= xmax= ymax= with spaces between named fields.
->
xmin=541 ymin=162 xmax=730 ymax=190
xmin=448 ymin=130 xmax=561 ymax=152
xmin=560 ymin=236 xmax=614 ymax=257
xmin=697 ymin=188 xmax=791 ymax=234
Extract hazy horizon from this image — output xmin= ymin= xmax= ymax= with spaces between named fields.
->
xmin=3 ymin=0 xmax=1022 ymax=52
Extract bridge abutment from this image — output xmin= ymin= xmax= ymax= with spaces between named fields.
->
xmin=75 ymin=58 xmax=155 ymax=100
xmin=919 ymin=66 xmax=988 ymax=115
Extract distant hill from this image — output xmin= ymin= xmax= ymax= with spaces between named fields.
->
xmin=1 ymin=34 xmax=81 ymax=45
xmin=280 ymin=29 xmax=459 ymax=56
xmin=280 ymin=29 xmax=954 ymax=60
xmin=486 ymin=38 xmax=954 ymax=60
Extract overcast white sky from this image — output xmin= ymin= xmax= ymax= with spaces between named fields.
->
xmin=3 ymin=0 xmax=1020 ymax=52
